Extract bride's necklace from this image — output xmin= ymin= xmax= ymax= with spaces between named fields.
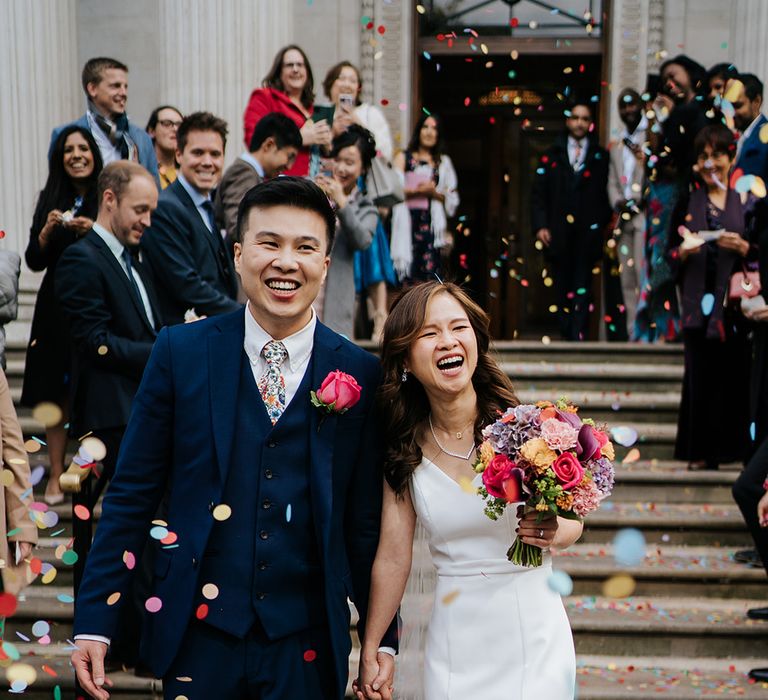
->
xmin=429 ymin=415 xmax=476 ymax=461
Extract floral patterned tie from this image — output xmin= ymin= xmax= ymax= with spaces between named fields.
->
xmin=258 ymin=340 xmax=288 ymax=424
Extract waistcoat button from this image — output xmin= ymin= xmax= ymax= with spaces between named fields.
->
xmin=264 ymin=469 xmax=273 ymax=479
xmin=260 ymin=530 xmax=269 ymax=540
xmin=262 ymin=499 xmax=272 ymax=509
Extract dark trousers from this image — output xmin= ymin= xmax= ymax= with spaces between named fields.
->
xmin=550 ymin=240 xmax=595 ymax=341
xmin=733 ymin=436 xmax=768 ymax=575
xmin=163 ymin=619 xmax=336 ymax=699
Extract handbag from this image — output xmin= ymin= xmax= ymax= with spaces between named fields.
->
xmin=729 ymin=265 xmax=761 ymax=301
xmin=366 ymin=156 xmax=404 ymax=208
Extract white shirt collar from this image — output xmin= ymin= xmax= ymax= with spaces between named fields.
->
xmin=176 ymin=171 xmax=211 ymax=208
xmin=239 ymin=151 xmax=265 ymax=178
xmin=740 ymin=113 xmax=764 ymax=143
xmin=243 ymin=302 xmax=316 ymax=373
xmin=92 ymin=221 xmax=126 ymax=259
xmin=620 ymin=114 xmax=649 ymax=143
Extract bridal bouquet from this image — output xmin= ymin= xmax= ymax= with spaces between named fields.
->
xmin=474 ymin=399 xmax=615 ymax=567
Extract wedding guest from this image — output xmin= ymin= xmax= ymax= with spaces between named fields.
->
xmin=21 ymin=126 xmax=103 ymax=505
xmin=707 ymin=62 xmax=739 ymax=102
xmin=242 ymin=45 xmax=330 ymax=176
xmin=146 ymin=105 xmax=183 ymax=189
xmin=315 ymin=125 xmax=377 ymax=339
xmin=669 ymin=124 xmax=757 ymax=470
xmin=733 ymin=74 xmax=768 ymax=184
xmin=355 ymin=281 xmax=581 ymax=699
xmin=391 ymin=114 xmax=459 ymax=285
xmin=635 ymin=54 xmax=712 ymax=342
xmin=322 ymin=60 xmax=397 ymax=341
xmin=607 ymin=88 xmax=648 ymax=338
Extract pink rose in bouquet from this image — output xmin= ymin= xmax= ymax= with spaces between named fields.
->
xmin=552 ymin=452 xmax=585 ymax=490
xmin=482 ymin=454 xmax=516 ymax=499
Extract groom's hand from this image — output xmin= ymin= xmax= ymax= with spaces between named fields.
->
xmin=354 ymin=651 xmax=395 ymax=700
xmin=71 ymin=640 xmax=113 ymax=699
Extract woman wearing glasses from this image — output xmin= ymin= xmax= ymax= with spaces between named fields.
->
xmin=243 ymin=45 xmax=331 ymax=177
xmin=146 ymin=106 xmax=184 ymax=189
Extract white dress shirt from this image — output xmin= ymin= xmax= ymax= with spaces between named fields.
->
xmin=86 ymin=110 xmax=122 ymax=166
xmin=243 ymin=301 xmax=315 ymax=402
xmin=567 ymin=135 xmax=587 ymax=171
xmin=176 ymin=172 xmax=216 ymax=235
xmin=736 ymin=113 xmax=763 ymax=164
xmin=92 ymin=222 xmax=155 ymax=328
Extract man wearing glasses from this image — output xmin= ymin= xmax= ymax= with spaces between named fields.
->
xmin=146 ymin=106 xmax=184 ymax=189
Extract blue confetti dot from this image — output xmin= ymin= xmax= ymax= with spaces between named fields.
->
xmin=547 ymin=570 xmax=573 ymax=596
xmin=701 ymin=293 xmax=715 ymax=316
xmin=751 ymin=422 xmax=757 ymax=441
xmin=613 ymin=528 xmax=646 ymax=566
xmin=286 ymin=504 xmax=292 ymax=523
xmin=150 ymin=526 xmax=169 ymax=541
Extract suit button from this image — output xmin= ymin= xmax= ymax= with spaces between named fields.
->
xmin=208 ymin=502 xmax=214 ymax=512
xmin=192 ymin=557 xmax=198 ymax=568
xmin=259 ymin=530 xmax=269 ymax=540
xmin=264 ymin=469 xmax=273 ymax=479
xmin=262 ymin=499 xmax=272 ymax=509
xmin=267 ymin=440 xmax=277 ymax=448
xmin=258 ymin=561 xmax=268 ymax=571
xmin=256 ymin=592 xmax=266 ymax=600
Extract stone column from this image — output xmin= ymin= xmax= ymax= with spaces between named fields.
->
xmin=0 ymin=0 xmax=80 ymax=258
xmin=731 ymin=0 xmax=768 ymax=83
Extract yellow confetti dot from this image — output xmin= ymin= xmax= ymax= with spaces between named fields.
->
xmin=41 ymin=567 xmax=57 ymax=585
xmin=441 ymin=590 xmax=460 ymax=605
xmin=724 ymin=79 xmax=744 ymax=103
xmin=0 ymin=471 xmax=14 ymax=488
xmin=563 ymin=66 xmax=573 ymax=74
xmin=32 ymin=402 xmax=62 ymax=428
xmin=416 ymin=4 xmax=425 ymax=13
xmin=23 ymin=440 xmax=41 ymax=454
xmin=202 ymin=583 xmax=219 ymax=600
xmin=511 ymin=50 xmax=519 ymax=60
xmin=752 ymin=176 xmax=767 ymax=198
xmin=602 ymin=574 xmax=636 ymax=598
xmin=622 ymin=448 xmax=641 ymax=464
xmin=81 ymin=436 xmax=106 ymax=462
xmin=212 ymin=504 xmax=232 ymax=521
xmin=107 ymin=592 xmax=121 ymax=606
xmin=541 ymin=335 xmax=551 ymax=345
xmin=152 ymin=519 xmax=168 ymax=527
xmin=760 ymin=124 xmax=768 ymax=144
xmin=54 ymin=544 xmax=67 ymax=560
xmin=457 ymin=476 xmax=475 ymax=494
xmin=543 ymin=277 xmax=553 ymax=287
xmin=6 ymin=662 xmax=37 ymax=685
xmin=8 ymin=458 xmax=25 ymax=466
xmin=175 ymin=677 xmax=193 ymax=682
xmin=548 ymin=305 xmax=558 ymax=313
xmin=97 ymin=345 xmax=108 ymax=355
xmin=534 ymin=240 xmax=544 ymax=251
xmin=566 ymin=214 xmax=575 ymax=224
xmin=175 ymin=696 xmax=190 ymax=700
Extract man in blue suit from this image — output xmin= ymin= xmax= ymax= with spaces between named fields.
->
xmin=733 ymin=73 xmax=768 ymax=183
xmin=140 ymin=111 xmax=240 ymax=325
xmin=49 ymin=57 xmax=158 ymax=179
xmin=71 ymin=177 xmax=397 ymax=699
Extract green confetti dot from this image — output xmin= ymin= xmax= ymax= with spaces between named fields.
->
xmin=721 ymin=41 xmax=728 ymax=49
xmin=61 ymin=549 xmax=78 ymax=566
xmin=508 ymin=70 xmax=517 ymax=79
xmin=54 ymin=685 xmax=61 ymax=700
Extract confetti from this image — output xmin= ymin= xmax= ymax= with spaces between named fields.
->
xmin=212 ymin=504 xmax=231 ymax=521
xmin=29 ymin=465 xmax=45 ymax=486
xmin=123 ymin=550 xmax=136 ymax=570
xmin=622 ymin=448 xmax=641 ymax=464
xmin=303 ymin=649 xmax=317 ymax=662
xmin=56 ymin=594 xmax=74 ymax=603
xmin=195 ymin=604 xmax=208 ymax=620
xmin=0 ymin=593 xmax=17 ymax=616
xmin=202 ymin=583 xmax=219 ymax=600
xmin=61 ymin=550 xmax=78 ymax=566
xmin=74 ymin=504 xmax=91 ymax=520
xmin=31 ymin=621 xmax=50 ymax=638
xmin=0 ymin=470 xmax=14 ymax=487
xmin=145 ymin=596 xmax=163 ymax=613
xmin=602 ymin=574 xmax=636 ymax=598
xmin=547 ymin=570 xmax=573 ymax=596
xmin=150 ymin=525 xmax=169 ymax=540
xmin=701 ymin=293 xmax=715 ymax=316
xmin=611 ymin=426 xmax=638 ymax=447
xmin=286 ymin=504 xmax=292 ymax=522
xmin=32 ymin=403 xmax=62 ymax=428
xmin=613 ymin=528 xmax=646 ymax=566
xmin=441 ymin=589 xmax=460 ymax=605
xmin=6 ymin=662 xmax=36 ymax=686
xmin=81 ymin=436 xmax=107 ymax=462
xmin=107 ymin=592 xmax=121 ymax=606
xmin=23 ymin=439 xmax=41 ymax=454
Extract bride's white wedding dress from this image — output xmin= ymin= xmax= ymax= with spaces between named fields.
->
xmin=405 ymin=456 xmax=576 ymax=700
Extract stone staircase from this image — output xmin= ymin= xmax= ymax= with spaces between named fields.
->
xmin=3 ymin=280 xmax=767 ymax=698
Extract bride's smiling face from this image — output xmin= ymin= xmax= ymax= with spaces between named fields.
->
xmin=406 ymin=292 xmax=478 ymax=396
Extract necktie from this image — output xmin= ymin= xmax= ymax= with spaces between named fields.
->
xmin=258 ymin=341 xmax=288 ymax=424
xmin=572 ymin=142 xmax=582 ymax=170
xmin=201 ymin=200 xmax=217 ymax=235
xmin=121 ymin=248 xmax=146 ymax=315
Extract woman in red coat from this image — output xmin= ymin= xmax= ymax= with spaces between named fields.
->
xmin=243 ymin=45 xmax=331 ymax=177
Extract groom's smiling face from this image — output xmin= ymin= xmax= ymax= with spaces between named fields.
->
xmin=234 ymin=204 xmax=330 ymax=338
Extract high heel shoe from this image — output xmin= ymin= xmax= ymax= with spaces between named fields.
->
xmin=43 ymin=490 xmax=65 ymax=506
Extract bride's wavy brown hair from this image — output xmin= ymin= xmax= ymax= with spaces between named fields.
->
xmin=379 ymin=282 xmax=519 ymax=496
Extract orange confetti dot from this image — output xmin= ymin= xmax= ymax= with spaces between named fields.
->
xmin=74 ymin=504 xmax=91 ymax=520
xmin=30 ymin=558 xmax=43 ymax=575
xmin=42 ymin=665 xmax=57 ymax=677
xmin=161 ymin=531 xmax=178 ymax=545
xmin=195 ymin=603 xmax=209 ymax=620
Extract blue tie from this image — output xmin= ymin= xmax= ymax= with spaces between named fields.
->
xmin=201 ymin=200 xmax=217 ymax=235
xmin=121 ymin=249 xmax=150 ymax=324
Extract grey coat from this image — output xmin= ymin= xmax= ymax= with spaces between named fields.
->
xmin=0 ymin=252 xmax=20 ymax=369
xmin=322 ymin=191 xmax=376 ymax=339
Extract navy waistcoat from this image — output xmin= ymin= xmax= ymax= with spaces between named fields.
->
xmin=195 ymin=352 xmax=323 ymax=638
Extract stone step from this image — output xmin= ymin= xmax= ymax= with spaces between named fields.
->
xmin=567 ymin=596 xmax=768 ymax=658
xmin=582 ymin=502 xmax=748 ymax=546
xmin=554 ymin=544 xmax=763 ymax=598
xmin=575 ymin=655 xmax=768 ymax=699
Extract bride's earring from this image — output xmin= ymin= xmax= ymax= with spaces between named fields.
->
xmin=401 ymin=368 xmax=409 ymax=383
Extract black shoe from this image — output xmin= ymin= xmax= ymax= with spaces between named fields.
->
xmin=735 ymin=548 xmax=760 ymax=564
xmin=747 ymin=607 xmax=768 ymax=621
xmin=749 ymin=668 xmax=768 ymax=682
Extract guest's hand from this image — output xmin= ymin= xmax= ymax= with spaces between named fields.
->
xmin=301 ymin=119 xmax=332 ymax=147
xmin=332 ymin=110 xmax=358 ymax=137
xmin=71 ymin=640 xmax=113 ymax=700
xmin=717 ymin=232 xmax=750 ymax=256
xmin=516 ymin=506 xmax=558 ymax=549
xmin=746 ymin=306 xmax=768 ymax=322
xmin=536 ymin=228 xmax=552 ymax=247
xmin=758 ymin=490 xmax=768 ymax=527
xmin=65 ymin=216 xmax=94 ymax=237
xmin=354 ymin=651 xmax=394 ymax=700
xmin=39 ymin=209 xmax=64 ymax=246
xmin=315 ymin=174 xmax=348 ymax=210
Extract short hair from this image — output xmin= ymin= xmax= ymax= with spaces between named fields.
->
xmin=660 ymin=54 xmax=707 ymax=96
xmin=739 ymin=73 xmax=764 ymax=102
xmin=330 ymin=124 xmax=377 ymax=173
xmin=235 ymin=176 xmax=337 ymax=250
xmin=249 ymin=113 xmax=302 ymax=152
xmin=262 ymin=45 xmax=315 ymax=110
xmin=97 ymin=161 xmax=155 ymax=206
xmin=407 ymin=112 xmax=445 ymax=159
xmin=693 ymin=123 xmax=736 ymax=159
xmin=566 ymin=100 xmax=594 ymax=118
xmin=707 ymin=62 xmax=739 ymax=85
xmin=146 ymin=105 xmax=184 ymax=134
xmin=322 ymin=61 xmax=362 ymax=104
xmin=176 ymin=111 xmax=228 ymax=153
xmin=617 ymin=88 xmax=642 ymax=107
xmin=81 ymin=57 xmax=128 ymax=94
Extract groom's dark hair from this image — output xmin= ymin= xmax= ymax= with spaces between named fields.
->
xmin=235 ymin=176 xmax=337 ymax=251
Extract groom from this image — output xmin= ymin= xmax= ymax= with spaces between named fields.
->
xmin=72 ymin=177 xmax=397 ymax=699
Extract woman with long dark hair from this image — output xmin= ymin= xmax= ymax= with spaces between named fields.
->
xmin=354 ymin=281 xmax=580 ymax=699
xmin=21 ymin=125 xmax=102 ymax=504
xmin=390 ymin=114 xmax=459 ymax=284
xmin=242 ymin=44 xmax=331 ymax=176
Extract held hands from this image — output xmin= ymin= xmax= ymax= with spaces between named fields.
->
xmin=536 ymin=228 xmax=552 ymax=247
xmin=717 ymin=232 xmax=750 ymax=257
xmin=516 ymin=505 xmax=559 ymax=549
xmin=301 ymin=119 xmax=332 ymax=147
xmin=71 ymin=639 xmax=113 ymax=700
xmin=354 ymin=651 xmax=395 ymax=700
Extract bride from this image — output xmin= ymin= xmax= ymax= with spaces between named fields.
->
xmin=355 ymin=281 xmax=581 ymax=700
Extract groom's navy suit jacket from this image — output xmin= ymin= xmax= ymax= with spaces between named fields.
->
xmin=73 ymin=308 xmax=395 ymax=695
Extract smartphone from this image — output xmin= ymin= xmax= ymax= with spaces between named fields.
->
xmin=622 ymin=137 xmax=635 ymax=148
xmin=339 ymin=93 xmax=355 ymax=112
xmin=645 ymin=73 xmax=661 ymax=100
xmin=320 ymin=158 xmax=334 ymax=178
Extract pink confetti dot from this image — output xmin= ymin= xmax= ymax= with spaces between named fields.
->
xmin=74 ymin=505 xmax=90 ymax=520
xmin=303 ymin=649 xmax=317 ymax=663
xmin=145 ymin=596 xmax=162 ymax=613
xmin=123 ymin=551 xmax=136 ymax=570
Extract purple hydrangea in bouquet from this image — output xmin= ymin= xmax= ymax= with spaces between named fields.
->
xmin=474 ymin=398 xmax=615 ymax=567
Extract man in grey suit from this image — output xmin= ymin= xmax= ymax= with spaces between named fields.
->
xmin=607 ymin=88 xmax=647 ymax=338
xmin=49 ymin=57 xmax=158 ymax=179
xmin=214 ymin=113 xmax=302 ymax=245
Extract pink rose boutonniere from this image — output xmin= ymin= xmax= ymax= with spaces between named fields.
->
xmin=311 ymin=370 xmax=362 ymax=415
